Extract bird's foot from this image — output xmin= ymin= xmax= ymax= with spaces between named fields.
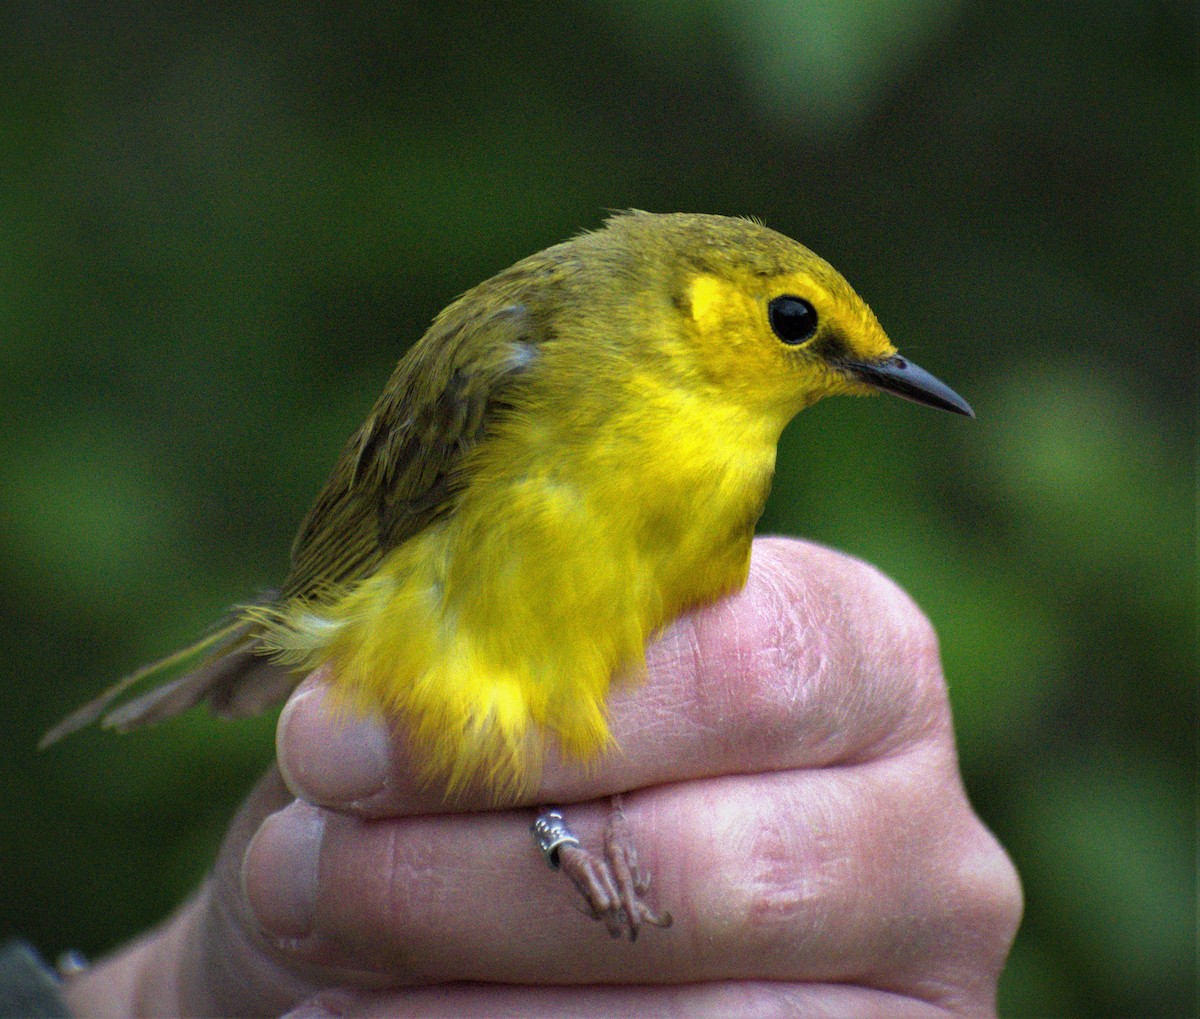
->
xmin=532 ymin=795 xmax=672 ymax=941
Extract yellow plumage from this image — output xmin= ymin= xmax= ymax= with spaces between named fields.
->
xmin=44 ymin=212 xmax=972 ymax=803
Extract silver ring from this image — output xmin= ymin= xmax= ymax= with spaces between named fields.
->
xmin=531 ymin=810 xmax=580 ymax=869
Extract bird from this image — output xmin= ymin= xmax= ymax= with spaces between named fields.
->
xmin=42 ymin=211 xmax=973 ymax=939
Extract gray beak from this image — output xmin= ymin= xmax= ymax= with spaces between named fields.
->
xmin=843 ymin=354 xmax=974 ymax=418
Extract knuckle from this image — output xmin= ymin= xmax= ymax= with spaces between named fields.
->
xmin=899 ymin=760 xmax=1023 ymax=959
xmin=705 ymin=781 xmax=846 ymax=941
xmin=682 ymin=541 xmax=953 ymax=764
xmin=839 ymin=557 xmax=952 ymax=753
xmin=842 ymin=553 xmax=943 ymax=682
xmin=945 ymin=825 xmax=1024 ymax=956
xmin=905 ymin=808 xmax=1023 ymax=1008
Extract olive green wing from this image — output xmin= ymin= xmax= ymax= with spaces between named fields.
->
xmin=281 ymin=301 xmax=540 ymax=603
xmin=39 ymin=301 xmax=543 ymax=745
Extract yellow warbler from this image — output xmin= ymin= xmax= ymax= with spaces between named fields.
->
xmin=44 ymin=211 xmax=972 ymax=938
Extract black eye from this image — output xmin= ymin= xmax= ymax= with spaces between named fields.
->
xmin=768 ymin=296 xmax=818 ymax=345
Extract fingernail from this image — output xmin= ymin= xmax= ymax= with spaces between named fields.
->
xmin=278 ymin=679 xmax=390 ymax=806
xmin=243 ymin=799 xmax=324 ymax=939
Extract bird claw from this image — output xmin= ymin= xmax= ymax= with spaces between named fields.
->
xmin=534 ymin=796 xmax=672 ymax=941
xmin=603 ymin=797 xmax=671 ymax=940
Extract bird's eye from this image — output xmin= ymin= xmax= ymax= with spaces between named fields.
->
xmin=768 ymin=296 xmax=818 ymax=345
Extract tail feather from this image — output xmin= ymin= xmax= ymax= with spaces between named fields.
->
xmin=100 ymin=647 xmax=298 ymax=732
xmin=39 ymin=616 xmax=295 ymax=749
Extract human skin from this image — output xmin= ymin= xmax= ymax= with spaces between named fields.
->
xmin=63 ymin=538 xmax=1022 ymax=1017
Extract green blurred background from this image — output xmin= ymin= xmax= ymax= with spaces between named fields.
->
xmin=2 ymin=2 xmax=1194 ymax=1014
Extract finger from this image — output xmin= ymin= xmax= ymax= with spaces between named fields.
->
xmin=244 ymin=750 xmax=1017 ymax=1006
xmin=278 ymin=537 xmax=951 ymax=815
xmin=284 ymin=981 xmax=955 ymax=1018
xmin=131 ymin=769 xmax=326 ymax=1018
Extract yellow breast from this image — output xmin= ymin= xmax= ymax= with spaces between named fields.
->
xmin=267 ymin=376 xmax=781 ymax=798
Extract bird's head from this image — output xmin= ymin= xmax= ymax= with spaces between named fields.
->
xmin=608 ymin=212 xmax=973 ymax=421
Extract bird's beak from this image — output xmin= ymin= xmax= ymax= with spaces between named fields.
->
xmin=842 ymin=354 xmax=975 ymax=418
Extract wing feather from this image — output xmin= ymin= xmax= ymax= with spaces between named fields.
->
xmin=41 ymin=299 xmax=545 ymax=743
xmin=282 ymin=301 xmax=540 ymax=603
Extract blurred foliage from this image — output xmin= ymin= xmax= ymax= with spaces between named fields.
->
xmin=2 ymin=2 xmax=1194 ymax=1015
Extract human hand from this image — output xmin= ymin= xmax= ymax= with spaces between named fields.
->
xmin=64 ymin=538 xmax=1021 ymax=1017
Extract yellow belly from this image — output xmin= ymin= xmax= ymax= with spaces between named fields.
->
xmin=257 ymin=394 xmax=777 ymax=798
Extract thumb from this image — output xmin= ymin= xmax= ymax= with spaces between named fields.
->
xmin=175 ymin=768 xmax=320 ymax=1017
